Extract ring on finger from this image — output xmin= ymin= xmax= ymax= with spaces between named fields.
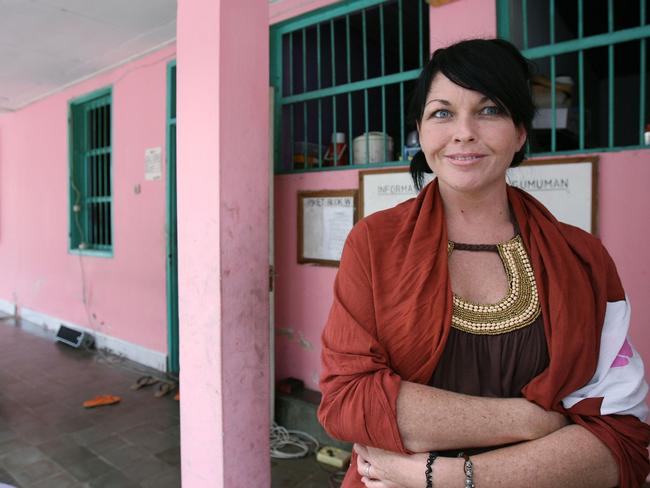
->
xmin=365 ymin=463 xmax=371 ymax=479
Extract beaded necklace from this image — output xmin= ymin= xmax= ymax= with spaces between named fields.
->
xmin=447 ymin=235 xmax=541 ymax=335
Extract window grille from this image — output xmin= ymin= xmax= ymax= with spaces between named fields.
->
xmin=69 ymin=88 xmax=113 ymax=254
xmin=498 ymin=0 xmax=650 ymax=155
xmin=270 ymin=0 xmax=429 ymax=173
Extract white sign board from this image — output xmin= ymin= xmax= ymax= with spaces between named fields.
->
xmin=359 ymin=169 xmax=434 ymax=217
xmin=299 ymin=191 xmax=356 ymax=265
xmin=507 ymin=160 xmax=596 ymax=233
xmin=359 ymin=160 xmax=597 ymax=233
xmin=145 ymin=147 xmax=162 ymax=181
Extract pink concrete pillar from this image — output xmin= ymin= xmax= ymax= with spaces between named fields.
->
xmin=177 ymin=1 xmax=270 ymax=486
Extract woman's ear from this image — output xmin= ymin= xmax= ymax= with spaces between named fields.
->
xmin=516 ymin=125 xmax=527 ymax=151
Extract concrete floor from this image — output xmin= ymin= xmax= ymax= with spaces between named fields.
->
xmin=0 ymin=316 xmax=338 ymax=487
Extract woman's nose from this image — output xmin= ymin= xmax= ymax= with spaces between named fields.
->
xmin=453 ymin=116 xmax=477 ymax=142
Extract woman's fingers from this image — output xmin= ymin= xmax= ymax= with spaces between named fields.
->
xmin=361 ymin=477 xmax=403 ymax=488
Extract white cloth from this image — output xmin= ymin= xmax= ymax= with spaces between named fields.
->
xmin=562 ymin=298 xmax=649 ymax=421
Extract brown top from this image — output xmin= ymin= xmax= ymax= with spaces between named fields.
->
xmin=429 ymin=238 xmax=549 ymax=397
xmin=429 ymin=315 xmax=548 ymax=397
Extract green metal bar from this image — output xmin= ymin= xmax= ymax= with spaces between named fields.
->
xmin=418 ymin=1 xmax=424 ymax=66
xmin=578 ymin=0 xmax=584 ymax=148
xmin=302 ymin=28 xmax=308 ymax=167
xmin=346 ymin=15 xmax=351 ymax=84
xmin=365 ymin=89 xmax=369 ymax=163
xmin=275 ymin=158 xmax=407 ymax=175
xmin=398 ymin=0 xmax=404 ymax=72
xmin=346 ymin=15 xmax=352 ymax=164
xmin=318 ymin=98 xmax=323 ymax=167
xmin=288 ymin=32 xmax=294 ymax=168
xmin=289 ymin=32 xmax=293 ymax=94
xmin=317 ymin=23 xmax=322 ymax=167
xmin=86 ymin=196 xmax=112 ymax=203
xmin=281 ymin=69 xmax=421 ymax=104
xmin=362 ymin=9 xmax=368 ymax=80
xmin=400 ymin=82 xmax=404 ymax=157
xmin=550 ymin=0 xmax=555 ymax=43
xmin=97 ymin=107 xmax=102 ymax=245
xmin=331 ymin=20 xmax=338 ymax=165
xmin=550 ymin=0 xmax=556 ymax=152
xmin=523 ymin=25 xmax=650 ymax=58
xmin=330 ymin=20 xmax=336 ymax=85
xmin=380 ymin=4 xmax=386 ymax=159
xmin=522 ymin=0 xmax=528 ymax=49
xmin=270 ymin=28 xmax=283 ymax=171
xmin=86 ymin=148 xmax=111 ymax=158
xmin=608 ymin=0 xmax=614 ymax=147
xmin=363 ymin=9 xmax=369 ymax=160
xmin=551 ymin=55 xmax=556 ymax=152
xmin=578 ymin=51 xmax=585 ymax=149
xmin=348 ymin=92 xmax=353 ymax=164
xmin=496 ymin=0 xmax=511 ymax=39
xmin=640 ymin=0 xmax=647 ymax=145
xmin=608 ymin=45 xmax=614 ymax=147
xmin=274 ymin=0 xmax=387 ymax=34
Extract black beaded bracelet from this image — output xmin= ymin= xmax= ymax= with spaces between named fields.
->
xmin=462 ymin=453 xmax=475 ymax=488
xmin=425 ymin=451 xmax=438 ymax=488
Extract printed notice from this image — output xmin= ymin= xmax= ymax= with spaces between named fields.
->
xmin=507 ymin=161 xmax=594 ymax=232
xmin=301 ymin=195 xmax=355 ymax=262
xmin=145 ymin=147 xmax=162 ymax=181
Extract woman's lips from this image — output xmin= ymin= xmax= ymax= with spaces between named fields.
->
xmin=445 ymin=153 xmax=486 ymax=165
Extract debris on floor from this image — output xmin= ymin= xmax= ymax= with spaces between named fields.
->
xmin=82 ymin=394 xmax=122 ymax=408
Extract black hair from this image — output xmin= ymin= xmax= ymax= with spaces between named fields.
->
xmin=408 ymin=38 xmax=536 ymax=190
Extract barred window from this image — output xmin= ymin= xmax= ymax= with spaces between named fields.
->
xmin=69 ymin=88 xmax=113 ymax=254
xmin=498 ymin=0 xmax=650 ymax=154
xmin=271 ymin=0 xmax=429 ymax=173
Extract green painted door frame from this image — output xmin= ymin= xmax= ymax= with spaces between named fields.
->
xmin=166 ymin=60 xmax=179 ymax=374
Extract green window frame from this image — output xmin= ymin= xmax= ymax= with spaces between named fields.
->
xmin=498 ymin=0 xmax=650 ymax=156
xmin=68 ymin=87 xmax=113 ymax=256
xmin=270 ymin=0 xmax=429 ymax=174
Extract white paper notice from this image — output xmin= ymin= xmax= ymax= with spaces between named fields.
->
xmin=145 ymin=147 xmax=162 ymax=181
xmin=302 ymin=196 xmax=355 ymax=261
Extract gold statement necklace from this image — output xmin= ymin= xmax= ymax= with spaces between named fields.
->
xmin=447 ymin=235 xmax=541 ymax=335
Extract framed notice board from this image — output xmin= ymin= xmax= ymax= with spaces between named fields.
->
xmin=298 ymin=190 xmax=357 ymax=267
xmin=358 ymin=168 xmax=433 ymax=219
xmin=507 ymin=156 xmax=598 ymax=234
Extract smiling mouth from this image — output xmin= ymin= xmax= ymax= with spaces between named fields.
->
xmin=446 ymin=154 xmax=486 ymax=162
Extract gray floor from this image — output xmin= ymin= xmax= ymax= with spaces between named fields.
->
xmin=0 ymin=316 xmax=337 ymax=487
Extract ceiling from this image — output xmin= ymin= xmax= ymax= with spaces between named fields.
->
xmin=0 ymin=0 xmax=177 ymax=113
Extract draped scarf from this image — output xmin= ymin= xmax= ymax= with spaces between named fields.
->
xmin=319 ymin=178 xmax=650 ymax=487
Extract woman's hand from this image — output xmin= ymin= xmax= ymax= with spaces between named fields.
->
xmin=524 ymin=401 xmax=570 ymax=440
xmin=354 ymin=444 xmax=426 ymax=488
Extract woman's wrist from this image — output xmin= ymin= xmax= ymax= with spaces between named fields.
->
xmin=433 ymin=456 xmax=466 ymax=488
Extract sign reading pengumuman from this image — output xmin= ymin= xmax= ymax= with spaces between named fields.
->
xmin=507 ymin=158 xmax=597 ymax=233
xmin=298 ymin=190 xmax=357 ymax=266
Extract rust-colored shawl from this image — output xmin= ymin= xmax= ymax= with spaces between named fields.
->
xmin=318 ymin=178 xmax=650 ymax=487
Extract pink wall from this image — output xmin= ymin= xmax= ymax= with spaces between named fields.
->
xmin=273 ymin=0 xmax=650 ymax=394
xmin=177 ymin=0 xmax=271 ymax=486
xmin=0 ymin=45 xmax=175 ymax=354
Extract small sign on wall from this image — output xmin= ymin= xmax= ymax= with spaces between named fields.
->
xmin=507 ymin=156 xmax=598 ymax=234
xmin=145 ymin=147 xmax=162 ymax=181
xmin=298 ymin=190 xmax=357 ymax=267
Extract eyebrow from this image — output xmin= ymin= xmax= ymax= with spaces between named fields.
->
xmin=424 ymin=96 xmax=491 ymax=107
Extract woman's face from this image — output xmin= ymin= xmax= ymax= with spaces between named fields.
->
xmin=417 ymin=73 xmax=526 ymax=197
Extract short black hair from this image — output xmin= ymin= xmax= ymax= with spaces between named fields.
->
xmin=408 ymin=38 xmax=536 ymax=190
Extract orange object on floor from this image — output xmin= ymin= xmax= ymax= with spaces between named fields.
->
xmin=82 ymin=394 xmax=121 ymax=408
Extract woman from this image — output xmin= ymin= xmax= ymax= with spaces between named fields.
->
xmin=318 ymin=39 xmax=650 ymax=488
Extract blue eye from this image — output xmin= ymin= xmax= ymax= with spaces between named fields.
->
xmin=431 ymin=109 xmax=452 ymax=119
xmin=480 ymin=105 xmax=501 ymax=116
